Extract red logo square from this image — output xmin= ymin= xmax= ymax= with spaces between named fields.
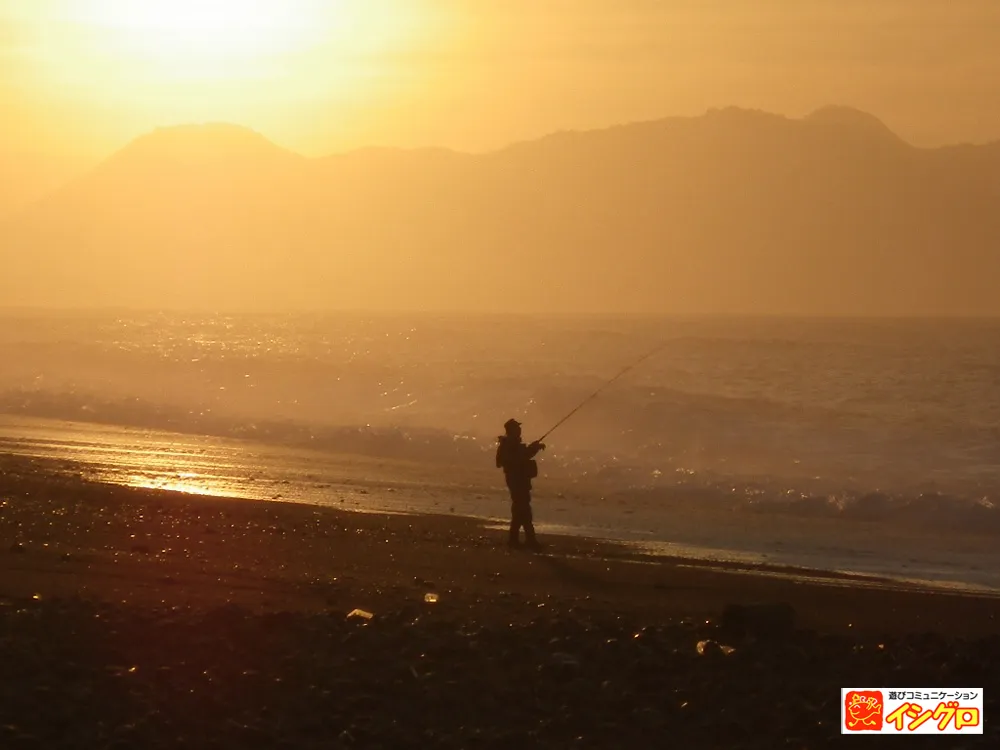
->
xmin=845 ymin=690 xmax=884 ymax=731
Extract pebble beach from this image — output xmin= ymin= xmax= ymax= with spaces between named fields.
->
xmin=1 ymin=455 xmax=998 ymax=748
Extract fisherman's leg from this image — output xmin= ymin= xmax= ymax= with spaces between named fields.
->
xmin=508 ymin=501 xmax=522 ymax=546
xmin=510 ymin=486 xmax=532 ymax=546
xmin=508 ymin=487 xmax=523 ymax=545
xmin=522 ymin=495 xmax=538 ymax=546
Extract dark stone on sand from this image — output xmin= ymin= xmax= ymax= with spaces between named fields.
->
xmin=695 ymin=639 xmax=736 ymax=657
xmin=541 ymin=651 xmax=582 ymax=679
xmin=721 ymin=602 xmax=795 ymax=638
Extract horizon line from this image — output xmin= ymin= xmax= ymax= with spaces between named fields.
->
xmin=2 ymin=306 xmax=1000 ymax=322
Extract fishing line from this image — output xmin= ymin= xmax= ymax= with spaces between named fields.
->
xmin=536 ymin=340 xmax=669 ymax=443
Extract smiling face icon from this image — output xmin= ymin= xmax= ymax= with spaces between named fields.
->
xmin=845 ymin=691 xmax=884 ymax=731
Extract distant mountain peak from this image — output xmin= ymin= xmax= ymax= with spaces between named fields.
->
xmin=107 ymin=123 xmax=300 ymax=168
xmin=804 ymin=105 xmax=900 ymax=142
xmin=704 ymin=105 xmax=788 ymax=122
xmin=139 ymin=122 xmax=275 ymax=145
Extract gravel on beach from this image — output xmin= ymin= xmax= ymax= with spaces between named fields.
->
xmin=1 ymin=455 xmax=998 ymax=748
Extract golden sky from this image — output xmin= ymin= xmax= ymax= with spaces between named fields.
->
xmin=2 ymin=0 xmax=1000 ymax=161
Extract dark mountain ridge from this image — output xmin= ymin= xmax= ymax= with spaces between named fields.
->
xmin=2 ymin=109 xmax=998 ymax=315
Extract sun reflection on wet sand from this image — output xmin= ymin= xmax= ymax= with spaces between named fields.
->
xmin=6 ymin=415 xmax=1000 ymax=594
xmin=125 ymin=474 xmax=227 ymax=497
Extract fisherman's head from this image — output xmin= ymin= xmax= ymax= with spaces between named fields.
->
xmin=503 ymin=418 xmax=522 ymax=439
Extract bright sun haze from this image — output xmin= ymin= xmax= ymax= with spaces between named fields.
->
xmin=5 ymin=0 xmax=1000 ymax=162
xmin=67 ymin=0 xmax=414 ymax=80
xmin=80 ymin=0 xmax=329 ymax=76
xmin=3 ymin=0 xmax=438 ymax=157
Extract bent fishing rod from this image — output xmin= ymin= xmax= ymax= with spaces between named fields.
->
xmin=535 ymin=340 xmax=669 ymax=444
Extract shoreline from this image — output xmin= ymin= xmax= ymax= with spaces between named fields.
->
xmin=6 ymin=420 xmax=1000 ymax=595
xmin=3 ymin=452 xmax=1000 ymax=635
xmin=5 ymin=419 xmax=1000 ymax=595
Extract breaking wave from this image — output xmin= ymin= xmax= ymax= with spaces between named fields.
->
xmin=3 ymin=312 xmax=1000 ymax=536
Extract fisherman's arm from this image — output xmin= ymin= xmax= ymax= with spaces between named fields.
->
xmin=526 ymin=441 xmax=545 ymax=458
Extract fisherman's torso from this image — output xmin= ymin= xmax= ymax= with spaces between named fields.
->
xmin=497 ymin=437 xmax=534 ymax=489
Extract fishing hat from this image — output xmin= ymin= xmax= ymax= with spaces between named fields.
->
xmin=503 ymin=418 xmax=521 ymax=432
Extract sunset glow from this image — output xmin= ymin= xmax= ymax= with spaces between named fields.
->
xmin=81 ymin=0 xmax=323 ymax=75
xmin=2 ymin=0 xmax=437 ymax=154
xmin=67 ymin=0 xmax=408 ymax=80
xmin=3 ymin=1 xmax=1000 ymax=162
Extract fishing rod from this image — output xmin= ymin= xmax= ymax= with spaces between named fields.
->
xmin=536 ymin=340 xmax=669 ymax=443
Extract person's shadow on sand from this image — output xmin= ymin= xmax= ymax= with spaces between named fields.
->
xmin=532 ymin=552 xmax=620 ymax=594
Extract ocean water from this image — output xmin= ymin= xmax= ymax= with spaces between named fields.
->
xmin=2 ymin=312 xmax=1000 ymax=588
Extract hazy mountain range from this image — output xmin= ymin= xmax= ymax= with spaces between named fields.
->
xmin=2 ymin=106 xmax=999 ymax=315
xmin=0 ymin=150 xmax=89 ymax=221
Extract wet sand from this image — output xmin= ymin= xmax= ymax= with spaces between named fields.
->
xmin=7 ymin=413 xmax=1000 ymax=594
xmin=1 ymin=454 xmax=998 ymax=748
